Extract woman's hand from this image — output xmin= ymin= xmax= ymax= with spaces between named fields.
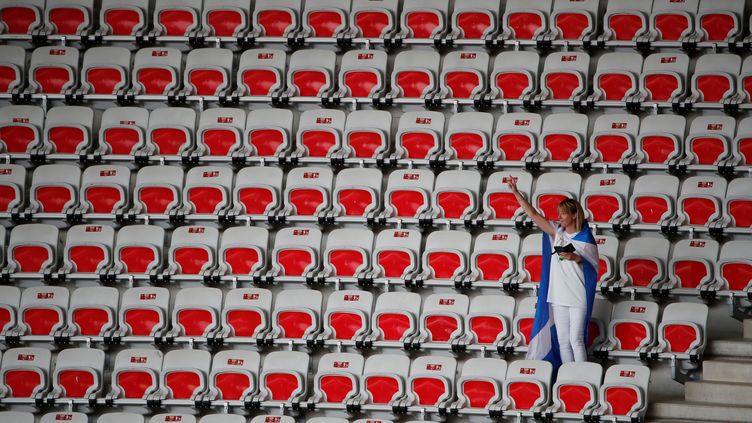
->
xmin=507 ymin=175 xmax=519 ymax=194
xmin=559 ymin=252 xmax=581 ymax=263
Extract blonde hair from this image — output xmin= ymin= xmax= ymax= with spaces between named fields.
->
xmin=557 ymin=198 xmax=585 ymax=233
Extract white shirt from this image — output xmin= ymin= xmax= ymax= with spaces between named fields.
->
xmin=546 ymin=222 xmax=586 ymax=308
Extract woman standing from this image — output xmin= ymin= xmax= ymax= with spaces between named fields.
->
xmin=507 ymin=176 xmax=600 ymax=365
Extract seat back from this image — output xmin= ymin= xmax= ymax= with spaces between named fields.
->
xmin=172 ymin=287 xmax=222 ymax=337
xmin=0 ymin=105 xmax=44 ymax=153
xmin=385 ymin=169 xmax=435 ymax=218
xmin=119 ymin=287 xmax=169 ymax=337
xmin=222 ymin=288 xmax=272 ymax=338
xmin=372 ymin=291 xmax=421 ymax=341
xmin=80 ymin=165 xmax=130 ymax=214
xmin=209 ymin=350 xmax=260 ymax=401
xmin=609 ymin=301 xmax=659 ymax=351
xmin=161 ymin=349 xmax=211 ymax=400
xmin=237 ymin=49 xmax=287 ymax=97
xmin=372 ymin=229 xmax=422 ymax=279
xmin=408 ymin=355 xmax=456 ymax=406
xmin=252 ymin=0 xmax=301 ymax=37
xmin=29 ymin=46 xmax=78 ymax=94
xmin=132 ymin=47 xmax=182 ymax=95
xmin=185 ymin=48 xmax=233 ymax=96
xmin=272 ymin=289 xmax=322 ymax=339
xmin=395 ymin=111 xmax=445 ymax=159
xmin=82 ymin=47 xmax=130 ymax=95
xmin=271 ymin=227 xmax=323 ymax=277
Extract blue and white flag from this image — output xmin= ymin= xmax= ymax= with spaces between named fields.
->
xmin=525 ymin=219 xmax=600 ymax=370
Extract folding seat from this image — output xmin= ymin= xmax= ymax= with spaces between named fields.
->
xmin=321 ymin=229 xmax=373 ymax=279
xmin=514 ymin=230 xmax=545 ymax=288
xmin=588 ymin=299 xmax=613 ymax=348
xmin=593 ymin=235 xmax=619 ymax=284
xmin=269 ymin=289 xmax=322 ymax=341
xmin=390 ymin=51 xmax=441 ymax=99
xmin=258 ymin=351 xmax=309 ymax=402
xmin=667 ymin=238 xmax=718 ymax=290
xmin=112 ymin=225 xmax=165 ymax=275
xmin=450 ymin=0 xmax=500 ymax=39
xmin=5 ymin=224 xmax=59 ymax=274
xmin=310 ymin=352 xmax=363 ymax=404
xmin=28 ymin=46 xmax=79 ymax=94
xmin=43 ymin=0 xmax=93 ymax=35
xmin=675 ymin=176 xmax=727 ymax=228
xmin=218 ymin=288 xmax=272 ymax=339
xmin=0 ymin=412 xmax=34 ymax=423
xmin=509 ymin=295 xmax=537 ymax=349
xmin=150 ymin=415 xmax=195 ymax=423
xmin=49 ymin=348 xmax=104 ymax=400
xmin=0 ymin=347 xmax=50 ymax=398
xmin=646 ymin=0 xmax=698 ymax=41
xmin=97 ymin=414 xmax=144 ymax=423
xmin=403 ymin=355 xmax=456 ymax=407
xmin=723 ymin=115 xmax=752 ymax=167
xmin=398 ymin=0 xmax=450 ymax=39
xmin=548 ymin=0 xmax=599 ymax=41
xmin=158 ymin=349 xmax=211 ymax=400
xmin=243 ymin=109 xmax=294 ymax=160
xmin=419 ymin=231 xmax=472 ymax=281
xmin=169 ymin=287 xmax=222 ymax=338
xmin=39 ymin=105 xmax=93 ymax=154
xmin=65 ymin=286 xmax=118 ymax=337
xmin=467 ymin=232 xmax=519 ymax=284
xmin=439 ymin=51 xmax=489 ymax=99
xmin=392 ymin=111 xmax=445 ymax=161
xmin=354 ymin=354 xmax=410 ymax=406
xmin=152 ymin=0 xmax=201 ymax=36
xmin=430 ymin=170 xmax=481 ymax=220
xmin=337 ymin=110 xmax=392 ymax=161
xmin=97 ymin=107 xmax=148 ymax=156
xmin=145 ymin=107 xmax=196 ymax=156
xmin=183 ymin=49 xmax=234 ymax=97
xmin=320 ymin=290 xmax=373 ymax=341
xmin=443 ymin=112 xmax=493 ymax=161
xmin=600 ymin=0 xmax=652 ymax=41
xmin=486 ymin=113 xmax=542 ymax=163
xmin=349 ymin=0 xmax=397 ymax=38
xmin=635 ymin=53 xmax=689 ymax=103
xmin=252 ymin=0 xmax=301 ymax=37
xmin=0 ymin=45 xmax=25 ymax=94
xmin=740 ymin=56 xmax=752 ymax=103
xmin=19 ymin=286 xmax=69 ymax=336
xmin=532 ymin=172 xmax=582 ymax=220
xmin=97 ymin=0 xmax=148 ymax=36
xmin=719 ymin=177 xmax=752 ymax=228
xmin=416 ymin=293 xmax=468 ymax=343
xmin=679 ymin=116 xmax=735 ymax=166
xmin=0 ymin=164 xmax=25 ymax=214
xmin=454 ymin=357 xmax=506 ymax=409
xmin=687 ymin=54 xmax=741 ymax=103
xmin=80 ymin=165 xmax=130 ymax=214
xmin=591 ymin=52 xmax=643 ymax=102
xmin=281 ymin=167 xmax=333 ymax=217
xmin=594 ymin=365 xmax=649 ymax=419
xmin=586 ymin=114 xmax=639 ymax=164
xmin=370 ymin=230 xmax=422 ymax=281
xmin=287 ymin=49 xmax=337 ymax=97
xmin=217 ymin=226 xmax=268 ymax=278
xmin=0 ymin=286 xmax=20 ymax=336
xmin=630 ymin=114 xmax=685 ymax=165
xmin=40 ymin=413 xmax=87 ymax=423
xmin=194 ymin=108 xmax=246 ymax=157
xmin=250 ymin=416 xmax=294 ymax=423
xmin=383 ymin=169 xmax=434 ymax=219
xmin=132 ymin=47 xmax=183 ymax=96
xmin=715 ymin=240 xmax=752 ymax=292
xmin=331 ymin=168 xmax=382 ymax=218
xmin=108 ymin=349 xmax=163 ymax=401
xmin=201 ymin=0 xmax=250 ymax=37
xmin=182 ymin=166 xmax=233 ymax=215
xmin=495 ymin=360 xmax=552 ymax=412
xmin=337 ymin=49 xmax=388 ymax=98
xmin=580 ymin=174 xmax=630 ymax=225
xmin=131 ymin=166 xmax=183 ymax=216
xmin=539 ymin=52 xmax=589 ymax=101
xmin=604 ymin=301 xmax=659 ymax=353
xmin=695 ymin=0 xmax=744 ymax=42
xmin=547 ymin=362 xmax=602 ymax=415
xmin=0 ymin=105 xmax=44 ymax=154
xmin=501 ymin=0 xmax=551 ymax=40
xmin=201 ymin=415 xmax=244 ymax=423
xmin=166 ymin=226 xmax=219 ymax=276
xmin=489 ymin=51 xmax=540 ymax=100
xmin=294 ymin=109 xmax=346 ymax=158
xmin=269 ymin=227 xmax=322 ymax=278
xmin=61 ymin=224 xmax=114 ymax=275
xmin=0 ymin=0 xmax=45 ymax=34
xmin=538 ymin=113 xmax=589 ymax=164
xmin=117 ymin=288 xmax=168 ymax=336
xmin=625 ymin=174 xmax=679 ymax=225
xmin=369 ymin=291 xmax=421 ymax=342
xmin=231 ymin=166 xmax=283 ymax=217
xmin=618 ymin=238 xmax=671 ymax=288
xmin=299 ymin=0 xmax=350 ymax=37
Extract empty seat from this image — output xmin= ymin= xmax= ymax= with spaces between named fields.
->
xmin=43 ymin=0 xmax=93 ymax=35
xmin=252 ymin=0 xmax=301 ymax=37
xmin=357 ymin=354 xmax=409 ymax=405
xmin=339 ymin=109 xmax=392 ymax=160
xmin=0 ymin=45 xmax=26 ymax=94
xmin=97 ymin=106 xmax=149 ymax=155
xmin=716 ymin=240 xmax=752 ymax=291
xmin=112 ymin=225 xmax=164 ymax=275
xmin=468 ymin=232 xmax=520 ymax=283
xmin=40 ymin=412 xmax=87 ymax=423
xmin=0 ymin=412 xmax=34 ymax=423
xmin=676 ymin=176 xmax=727 ymax=226
xmin=0 ymin=347 xmax=50 ymax=398
xmin=282 ymin=167 xmax=333 ymax=216
xmin=596 ymin=365 xmax=649 ymax=418
xmin=490 ymin=113 xmax=543 ymax=162
xmin=132 ymin=47 xmax=182 ymax=95
xmin=184 ymin=48 xmax=233 ymax=96
xmin=29 ymin=46 xmax=78 ymax=94
xmin=444 ymin=111 xmax=493 ymax=161
xmin=540 ymin=52 xmax=590 ymax=100
xmin=725 ymin=115 xmax=752 ymax=166
xmin=405 ymin=355 xmax=456 ymax=407
xmin=0 ymin=0 xmax=45 ymax=34
xmin=592 ymin=52 xmax=643 ymax=101
xmin=232 ymin=166 xmax=283 ymax=216
xmin=371 ymin=229 xmax=422 ymax=280
xmin=220 ymin=288 xmax=272 ymax=338
xmin=50 ymin=348 xmax=104 ymax=399
xmin=418 ymin=293 xmax=468 ymax=343
xmin=62 ymin=224 xmax=114 ymax=274
xmin=80 ymin=165 xmax=130 ymax=214
xmin=170 ymin=287 xmax=222 ymax=337
xmin=98 ymin=0 xmax=148 ymax=36
xmin=502 ymin=0 xmax=550 ymax=40
xmin=466 ymin=295 xmax=515 ymax=346
xmin=696 ymin=0 xmax=744 ymax=42
xmin=499 ymin=360 xmax=552 ymax=412
xmin=601 ymin=0 xmax=652 ymax=41
xmin=627 ymin=174 xmax=680 ymax=225
xmin=549 ymin=361 xmax=602 ymax=415
xmin=516 ymin=233 xmax=544 ymax=284
xmin=656 ymin=302 xmax=707 ymax=356
xmin=287 ymin=49 xmax=336 ymax=97
xmin=300 ymin=0 xmax=350 ymax=37
xmin=607 ymin=301 xmax=659 ymax=352
xmin=393 ymin=111 xmax=445 ymax=160
xmin=269 ymin=227 xmax=322 ymax=277
xmin=244 ymin=108 xmax=294 ymax=159
xmin=681 ymin=116 xmax=735 ymax=166
xmin=0 ymin=105 xmax=44 ymax=154
xmin=450 ymin=0 xmax=500 ymax=39
xmin=6 ymin=224 xmax=59 ymax=274
xmin=439 ymin=50 xmax=489 ymax=99
xmin=66 ymin=286 xmax=118 ymax=337
xmin=420 ymin=231 xmax=472 ymax=280
xmin=218 ymin=226 xmax=269 ymax=277
xmin=207 ymin=350 xmax=260 ymax=401
xmin=237 ymin=49 xmax=286 ymax=97
xmin=259 ymin=351 xmax=309 ymax=402
xmin=0 ymin=286 xmax=20 ymax=335
xmin=668 ymin=239 xmax=718 ymax=291
xmin=321 ymin=290 xmax=373 ymax=340
xmin=132 ymin=165 xmax=183 ymax=215
xmin=81 ymin=47 xmax=131 ymax=95
xmin=581 ymin=173 xmax=630 ymax=224
xmin=322 ymin=228 xmax=374 ymax=278
xmin=338 ymin=49 xmax=388 ymax=98
xmin=167 ymin=226 xmax=219 ymax=276
xmin=160 ymin=349 xmax=210 ymax=400
xmin=311 ymin=352 xmax=363 ymax=403
xmin=117 ymin=287 xmax=169 ymax=337
xmin=632 ymin=114 xmax=685 ymax=165
xmin=589 ymin=298 xmax=613 ymax=348
xmin=40 ymin=105 xmax=92 ymax=155
xmin=549 ymin=0 xmax=599 ymax=41
xmin=390 ymin=50 xmax=440 ymax=98
xmin=431 ymin=170 xmax=480 ymax=220
xmin=202 ymin=0 xmax=250 ymax=37
xmin=109 ymin=349 xmax=162 ymax=400
xmin=689 ymin=53 xmax=741 ymax=103
xmin=349 ymin=0 xmax=397 ymax=38
xmin=0 ymin=164 xmax=23 ymax=214
xmin=648 ymin=0 xmax=697 ymax=41
xmin=153 ymin=0 xmax=201 ymax=36
xmin=370 ymin=291 xmax=421 ymax=341
xmin=399 ymin=0 xmax=448 ymax=39
xmin=587 ymin=114 xmax=639 ymax=163
xmin=637 ymin=53 xmax=689 ymax=103
xmin=195 ymin=108 xmax=246 ymax=156
xmin=271 ymin=289 xmax=322 ymax=339
xmin=295 ymin=109 xmax=346 ymax=158
xmin=533 ymin=113 xmax=587 ymax=163
xmin=620 ymin=238 xmax=671 ymax=288
xmin=19 ymin=286 xmax=69 ymax=336
xmin=720 ymin=177 xmax=752 ymax=228
xmin=384 ymin=169 xmax=434 ymax=218
xmin=332 ymin=168 xmax=382 ymax=218
xmin=183 ymin=166 xmax=233 ymax=214
xmin=490 ymin=51 xmax=539 ymax=100
xmin=146 ymin=107 xmax=196 ymax=156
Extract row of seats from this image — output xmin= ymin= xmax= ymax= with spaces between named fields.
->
xmin=0 ymin=412 xmax=444 ymax=423
xmin=0 ymin=283 xmax=708 ymax=358
xmin=0 ymin=0 xmax=744 ymax=46
xmin=1 ymin=221 xmax=750 ymax=293
xmin=3 ymin=105 xmax=752 ymax=172
xmin=0 ymin=346 xmax=651 ymax=420
xmin=3 ymin=45 xmax=751 ymax=107
xmin=3 ymin=163 xmax=750 ymax=231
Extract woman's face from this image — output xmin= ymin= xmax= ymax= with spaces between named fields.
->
xmin=558 ymin=207 xmax=576 ymax=228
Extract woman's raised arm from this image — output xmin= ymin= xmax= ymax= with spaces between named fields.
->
xmin=507 ymin=175 xmax=557 ymax=237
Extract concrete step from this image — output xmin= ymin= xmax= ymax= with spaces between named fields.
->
xmin=650 ymin=401 xmax=752 ymax=422
xmin=744 ymin=320 xmax=752 ymax=339
xmin=685 ymin=380 xmax=752 ymax=406
xmin=702 ymin=359 xmax=752 ymax=383
xmin=706 ymin=338 xmax=752 ymax=358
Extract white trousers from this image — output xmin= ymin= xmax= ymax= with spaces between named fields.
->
xmin=552 ymin=304 xmax=588 ymax=363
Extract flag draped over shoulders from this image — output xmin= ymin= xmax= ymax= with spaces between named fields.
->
xmin=525 ymin=219 xmax=599 ymax=371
